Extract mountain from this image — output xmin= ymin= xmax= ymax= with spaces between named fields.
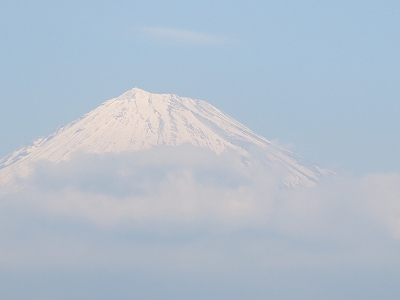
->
xmin=0 ymin=88 xmax=330 ymax=187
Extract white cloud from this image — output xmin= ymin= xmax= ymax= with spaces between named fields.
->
xmin=1 ymin=146 xmax=400 ymax=271
xmin=137 ymin=27 xmax=230 ymax=45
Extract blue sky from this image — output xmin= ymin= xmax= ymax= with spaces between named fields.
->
xmin=1 ymin=1 xmax=400 ymax=299
xmin=1 ymin=0 xmax=399 ymax=173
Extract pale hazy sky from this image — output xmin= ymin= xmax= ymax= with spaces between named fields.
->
xmin=1 ymin=0 xmax=399 ymax=173
xmin=1 ymin=1 xmax=400 ymax=299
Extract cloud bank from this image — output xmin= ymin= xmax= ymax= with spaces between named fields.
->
xmin=0 ymin=145 xmax=400 ymax=271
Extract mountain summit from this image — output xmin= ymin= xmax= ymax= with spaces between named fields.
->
xmin=0 ymin=88 xmax=330 ymax=187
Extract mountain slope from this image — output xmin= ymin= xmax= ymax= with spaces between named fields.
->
xmin=0 ymin=88 xmax=330 ymax=187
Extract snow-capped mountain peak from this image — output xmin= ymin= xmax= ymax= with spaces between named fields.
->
xmin=0 ymin=88 xmax=331 ymax=187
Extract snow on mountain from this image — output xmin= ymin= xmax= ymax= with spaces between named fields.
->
xmin=0 ymin=88 xmax=330 ymax=187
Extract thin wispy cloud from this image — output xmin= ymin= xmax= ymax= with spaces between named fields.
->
xmin=137 ymin=27 xmax=231 ymax=45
